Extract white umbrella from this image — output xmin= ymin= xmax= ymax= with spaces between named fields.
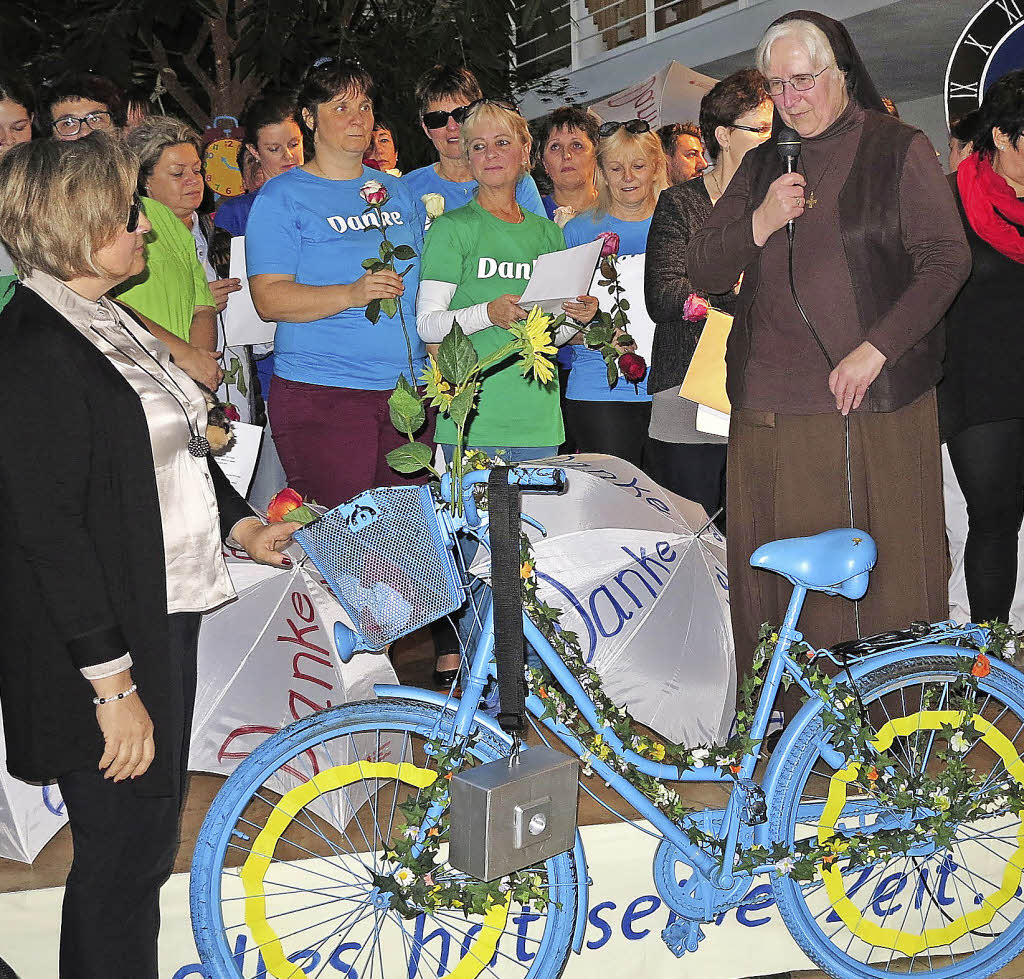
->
xmin=472 ymin=454 xmax=734 ymax=745
xmin=0 ymin=738 xmax=67 ymax=863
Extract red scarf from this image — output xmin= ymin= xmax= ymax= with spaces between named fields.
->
xmin=957 ymin=151 xmax=1024 ymax=264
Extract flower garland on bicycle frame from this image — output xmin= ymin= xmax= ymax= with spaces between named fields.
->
xmin=382 ymin=307 xmax=1024 ymax=912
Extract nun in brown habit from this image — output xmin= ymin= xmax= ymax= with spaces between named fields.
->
xmin=686 ymin=11 xmax=971 ymax=697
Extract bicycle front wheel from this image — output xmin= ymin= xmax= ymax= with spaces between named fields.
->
xmin=190 ymin=698 xmax=578 ymax=979
xmin=770 ymin=651 xmax=1024 ymax=979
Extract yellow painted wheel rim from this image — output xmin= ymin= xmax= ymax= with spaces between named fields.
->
xmin=238 ymin=759 xmax=511 ymax=979
xmin=817 ymin=709 xmax=1024 ymax=954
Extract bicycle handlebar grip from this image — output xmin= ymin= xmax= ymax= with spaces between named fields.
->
xmin=504 ymin=466 xmax=567 ymax=492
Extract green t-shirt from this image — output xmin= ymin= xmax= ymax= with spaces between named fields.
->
xmin=114 ymin=197 xmax=216 ymax=341
xmin=421 ymin=200 xmax=566 ymax=448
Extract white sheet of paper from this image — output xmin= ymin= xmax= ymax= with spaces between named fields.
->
xmin=696 ymin=404 xmax=730 ymax=437
xmin=223 ymin=238 xmax=277 ymax=346
xmin=215 ymin=421 xmax=263 ymax=496
xmin=519 ymin=239 xmax=604 ymax=316
xmin=588 ymin=252 xmax=654 ymax=361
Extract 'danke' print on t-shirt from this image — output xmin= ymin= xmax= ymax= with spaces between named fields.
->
xmin=245 ymin=166 xmax=426 ymax=390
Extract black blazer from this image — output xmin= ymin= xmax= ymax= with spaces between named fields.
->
xmin=0 ymin=284 xmax=254 ymax=795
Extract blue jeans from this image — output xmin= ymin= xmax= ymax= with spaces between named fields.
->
xmin=440 ymin=444 xmax=559 ymax=466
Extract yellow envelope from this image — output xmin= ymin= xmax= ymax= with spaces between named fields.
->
xmin=679 ymin=308 xmax=732 ymax=414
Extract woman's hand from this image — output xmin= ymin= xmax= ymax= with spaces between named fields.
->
xmin=93 ymin=680 xmax=155 ymax=782
xmin=752 ymin=172 xmax=807 ymax=246
xmin=829 ymin=341 xmax=886 ymax=415
xmin=562 ymin=294 xmax=599 ymax=325
xmin=233 ymin=517 xmax=302 ymax=567
xmin=612 ymin=329 xmax=636 ymax=355
xmin=487 ymin=294 xmax=529 ymax=329
xmin=348 ymin=269 xmax=405 ymax=308
xmin=209 ymin=277 xmax=242 ymax=313
xmin=174 ymin=344 xmax=224 ymax=391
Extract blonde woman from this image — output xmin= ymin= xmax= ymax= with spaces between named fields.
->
xmin=561 ymin=119 xmax=667 ymax=467
xmin=417 ymin=98 xmax=597 ymax=464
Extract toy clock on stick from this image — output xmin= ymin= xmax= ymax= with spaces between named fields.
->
xmin=945 ymin=0 xmax=1024 ymax=126
xmin=202 ymin=115 xmax=245 ymax=198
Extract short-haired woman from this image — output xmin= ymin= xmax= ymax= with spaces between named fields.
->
xmin=246 ymin=58 xmax=430 ymax=508
xmin=561 ymin=119 xmax=668 ymax=466
xmin=0 ymin=133 xmax=296 ymax=978
xmin=114 ymin=116 xmax=226 ymax=391
xmin=215 ymin=91 xmax=305 ymax=237
xmin=0 ymin=76 xmax=33 ymax=283
xmin=645 ymin=68 xmax=772 ymax=522
xmin=538 ymin=105 xmax=600 ymax=226
xmin=939 ymin=68 xmax=1024 ymax=625
xmin=417 ymin=99 xmax=597 ymax=463
xmin=402 ymin=65 xmax=546 ymax=232
xmin=686 ymin=12 xmax=969 ymax=688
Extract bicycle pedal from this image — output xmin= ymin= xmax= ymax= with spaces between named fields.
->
xmin=662 ymin=918 xmax=705 ymax=958
xmin=737 ymin=778 xmax=768 ymax=825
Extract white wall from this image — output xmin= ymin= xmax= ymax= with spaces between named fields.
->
xmin=897 ymin=94 xmax=950 ymax=166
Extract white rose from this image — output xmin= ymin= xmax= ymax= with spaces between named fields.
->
xmin=422 ymin=193 xmax=446 ymax=220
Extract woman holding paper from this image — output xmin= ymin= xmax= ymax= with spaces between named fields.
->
xmin=644 ymin=69 xmax=772 ymax=522
xmin=561 ymin=119 xmax=667 ymax=468
xmin=417 ymin=99 xmax=597 ymax=463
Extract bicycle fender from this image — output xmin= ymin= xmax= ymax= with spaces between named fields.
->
xmin=755 ymin=642 xmax=992 ymax=846
xmin=372 ymin=682 xmax=591 ymax=953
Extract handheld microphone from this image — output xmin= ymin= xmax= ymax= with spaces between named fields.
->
xmin=776 ymin=126 xmax=802 ymax=242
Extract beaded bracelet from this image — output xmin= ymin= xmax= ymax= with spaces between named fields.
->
xmin=92 ymin=683 xmax=138 ymax=706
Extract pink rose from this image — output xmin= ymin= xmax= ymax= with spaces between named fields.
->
xmin=360 ymin=179 xmax=388 ymax=206
xmin=682 ymin=293 xmax=710 ymax=322
xmin=618 ymin=351 xmax=647 ymax=384
xmin=596 ymin=231 xmax=620 ymax=257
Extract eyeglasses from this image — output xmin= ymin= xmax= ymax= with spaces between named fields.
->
xmin=597 ymin=118 xmax=651 ymax=138
xmin=126 ymin=193 xmax=142 ymax=234
xmin=765 ymin=66 xmax=831 ymax=97
xmin=731 ymin=122 xmax=773 ymax=135
xmin=53 ymin=110 xmax=113 ymax=137
xmin=423 ymin=98 xmax=520 ymax=130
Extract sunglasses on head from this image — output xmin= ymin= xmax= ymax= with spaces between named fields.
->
xmin=422 ymin=97 xmax=520 ymax=130
xmin=127 ymin=193 xmax=142 ymax=233
xmin=597 ymin=118 xmax=651 ymax=138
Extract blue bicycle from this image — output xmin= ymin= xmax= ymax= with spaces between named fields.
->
xmin=191 ymin=466 xmax=1024 ymax=979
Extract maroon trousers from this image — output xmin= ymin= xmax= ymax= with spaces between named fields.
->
xmin=269 ymin=376 xmax=435 ymax=509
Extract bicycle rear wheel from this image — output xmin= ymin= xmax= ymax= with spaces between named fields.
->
xmin=190 ymin=698 xmax=578 ymax=979
xmin=770 ymin=651 xmax=1024 ymax=979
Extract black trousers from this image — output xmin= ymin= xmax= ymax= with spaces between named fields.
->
xmin=56 ymin=612 xmax=201 ymax=979
xmin=947 ymin=418 xmax=1024 ymax=623
xmin=562 ymin=398 xmax=651 ymax=469
xmin=646 ymin=438 xmax=728 ymax=532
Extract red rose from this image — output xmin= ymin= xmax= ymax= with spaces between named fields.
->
xmin=267 ymin=487 xmax=304 ymax=522
xmin=597 ymin=231 xmax=620 ymax=257
xmin=618 ymin=351 xmax=647 ymax=384
xmin=222 ymin=403 xmax=241 ymax=422
xmin=682 ymin=293 xmax=710 ymax=322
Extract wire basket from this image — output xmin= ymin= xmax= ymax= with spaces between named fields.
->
xmin=294 ymin=485 xmax=464 ymax=651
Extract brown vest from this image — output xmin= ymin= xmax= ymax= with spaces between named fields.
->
xmin=731 ymin=110 xmax=942 ymax=412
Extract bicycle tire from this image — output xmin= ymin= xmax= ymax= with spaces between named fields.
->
xmin=0 ymin=955 xmax=19 ymax=979
xmin=191 ymin=698 xmax=578 ymax=979
xmin=769 ymin=650 xmax=1024 ymax=979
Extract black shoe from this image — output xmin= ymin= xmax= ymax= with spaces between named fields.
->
xmin=432 ymin=666 xmax=460 ymax=688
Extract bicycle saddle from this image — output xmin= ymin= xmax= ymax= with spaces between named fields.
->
xmin=750 ymin=528 xmax=877 ymax=600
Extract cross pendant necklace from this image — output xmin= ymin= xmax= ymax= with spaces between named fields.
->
xmin=806 ymin=191 xmax=818 ymax=209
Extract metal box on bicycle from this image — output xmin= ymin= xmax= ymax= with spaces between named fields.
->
xmin=292 ymin=484 xmax=464 ymax=651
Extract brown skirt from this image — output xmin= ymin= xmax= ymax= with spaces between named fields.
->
xmin=727 ymin=389 xmax=949 ymax=702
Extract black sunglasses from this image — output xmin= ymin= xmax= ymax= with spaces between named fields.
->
xmin=424 ymin=97 xmax=520 ymax=130
xmin=597 ymin=118 xmax=651 ymax=138
xmin=127 ymin=193 xmax=142 ymax=233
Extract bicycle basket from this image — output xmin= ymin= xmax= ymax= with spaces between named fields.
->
xmin=293 ymin=485 xmax=463 ymax=651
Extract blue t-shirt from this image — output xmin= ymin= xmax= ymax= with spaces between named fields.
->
xmin=401 ymin=164 xmax=545 ymax=233
xmin=245 ymin=166 xmax=426 ymax=390
xmin=214 ymin=190 xmax=258 ymax=236
xmin=563 ymin=211 xmax=653 ymax=402
xmin=542 ymin=194 xmax=558 ymax=220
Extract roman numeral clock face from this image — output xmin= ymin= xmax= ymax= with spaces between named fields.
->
xmin=945 ymin=0 xmax=1024 ymax=126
